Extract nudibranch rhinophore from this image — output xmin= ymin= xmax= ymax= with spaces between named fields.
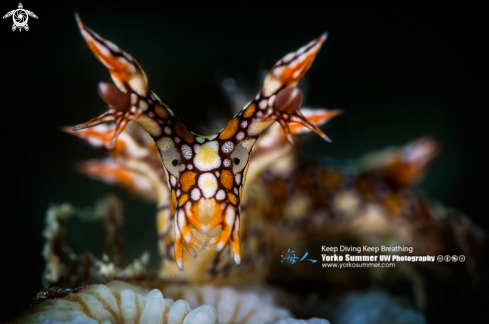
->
xmin=73 ymin=14 xmax=332 ymax=271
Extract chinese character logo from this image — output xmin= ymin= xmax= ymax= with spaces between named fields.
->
xmin=281 ymin=249 xmax=317 ymax=264
xmin=3 ymin=3 xmax=37 ymax=32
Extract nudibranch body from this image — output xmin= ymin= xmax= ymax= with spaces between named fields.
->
xmin=73 ymin=15 xmax=332 ymax=271
xmin=67 ymin=109 xmax=338 ymax=282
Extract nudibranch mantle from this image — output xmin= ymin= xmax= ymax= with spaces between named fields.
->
xmin=73 ymin=15 xmax=330 ymax=270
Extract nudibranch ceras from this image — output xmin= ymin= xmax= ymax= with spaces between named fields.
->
xmin=73 ymin=15 xmax=331 ymax=271
xmin=66 ymin=121 xmax=167 ymax=203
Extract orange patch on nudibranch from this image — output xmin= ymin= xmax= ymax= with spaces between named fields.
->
xmin=174 ymin=121 xmax=194 ymax=143
xmin=227 ymin=192 xmax=237 ymax=205
xmin=154 ymin=104 xmax=168 ymax=118
xmin=244 ymin=103 xmax=255 ymax=118
xmin=220 ymin=118 xmax=239 ymax=140
xmin=180 ymin=171 xmax=196 ymax=192
xmin=220 ymin=170 xmax=233 ymax=190
xmin=170 ymin=190 xmax=176 ymax=216
xmin=179 ymin=194 xmax=189 ymax=206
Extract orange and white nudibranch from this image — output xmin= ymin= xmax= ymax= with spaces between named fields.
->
xmin=73 ymin=14 xmax=331 ymax=270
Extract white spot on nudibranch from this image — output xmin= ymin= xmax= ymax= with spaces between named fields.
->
xmin=235 ymin=174 xmax=241 ymax=185
xmin=259 ymin=100 xmax=267 ymax=110
xmin=139 ymin=100 xmax=148 ymax=111
xmin=240 ymin=120 xmax=248 ymax=128
xmin=236 ymin=132 xmax=245 ymax=141
xmin=198 ymin=173 xmax=218 ymax=198
xmin=170 ymin=176 xmax=177 ymax=187
xmin=164 ymin=126 xmax=172 ymax=135
xmin=182 ymin=145 xmax=192 ymax=160
xmin=223 ymin=159 xmax=231 ymax=168
xmin=131 ymin=93 xmax=138 ymax=105
xmin=222 ymin=141 xmax=234 ymax=153
xmin=194 ymin=141 xmax=221 ymax=171
xmin=191 ymin=188 xmax=201 ymax=201
xmin=216 ymin=190 xmax=225 ymax=200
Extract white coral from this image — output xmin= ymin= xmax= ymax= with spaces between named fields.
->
xmin=12 ymin=281 xmax=217 ymax=324
xmin=163 ymin=284 xmax=292 ymax=324
xmin=13 ymin=281 xmax=331 ymax=324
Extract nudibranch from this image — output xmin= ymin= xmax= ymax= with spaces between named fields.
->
xmin=73 ymin=15 xmax=331 ymax=270
xmin=65 ymin=109 xmax=339 ymax=281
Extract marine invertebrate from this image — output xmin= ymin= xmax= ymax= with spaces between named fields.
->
xmin=72 ymin=15 xmax=332 ymax=271
xmin=65 ymin=109 xmax=337 ymax=282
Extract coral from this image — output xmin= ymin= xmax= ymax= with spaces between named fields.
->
xmin=12 ymin=281 xmax=218 ymax=324
xmin=12 ymin=280 xmax=330 ymax=324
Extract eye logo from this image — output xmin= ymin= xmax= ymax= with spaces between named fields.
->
xmin=3 ymin=3 xmax=37 ymax=32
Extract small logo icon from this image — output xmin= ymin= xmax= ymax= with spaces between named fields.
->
xmin=452 ymin=255 xmax=458 ymax=262
xmin=281 ymin=249 xmax=317 ymax=264
xmin=459 ymin=255 xmax=465 ymax=262
xmin=3 ymin=3 xmax=37 ymax=32
xmin=444 ymin=255 xmax=451 ymax=262
xmin=437 ymin=255 xmax=443 ymax=262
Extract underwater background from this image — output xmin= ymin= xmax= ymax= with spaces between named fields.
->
xmin=2 ymin=2 xmax=487 ymax=323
